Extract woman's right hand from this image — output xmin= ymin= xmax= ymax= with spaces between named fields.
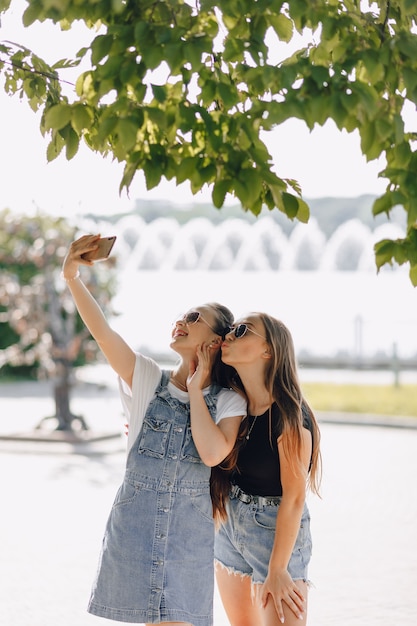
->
xmin=62 ymin=234 xmax=102 ymax=278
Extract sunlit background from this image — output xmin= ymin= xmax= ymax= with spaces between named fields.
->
xmin=1 ymin=5 xmax=417 ymax=626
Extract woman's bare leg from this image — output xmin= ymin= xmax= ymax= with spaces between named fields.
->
xmin=215 ymin=564 xmax=261 ymax=626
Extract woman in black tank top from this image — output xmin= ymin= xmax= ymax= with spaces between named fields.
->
xmin=212 ymin=313 xmax=322 ymax=626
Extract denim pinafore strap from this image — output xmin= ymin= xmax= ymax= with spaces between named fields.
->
xmin=88 ymin=370 xmax=222 ymax=625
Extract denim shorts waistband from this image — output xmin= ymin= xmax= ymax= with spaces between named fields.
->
xmin=230 ymin=484 xmax=281 ymax=507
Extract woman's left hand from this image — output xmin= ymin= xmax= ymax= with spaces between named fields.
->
xmin=187 ymin=342 xmax=216 ymax=391
xmin=260 ymin=568 xmax=305 ymax=622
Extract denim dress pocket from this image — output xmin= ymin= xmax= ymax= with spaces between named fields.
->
xmin=138 ymin=416 xmax=170 ymax=458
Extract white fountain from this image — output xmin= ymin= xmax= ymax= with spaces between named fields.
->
xmin=84 ymin=214 xmax=415 ymax=365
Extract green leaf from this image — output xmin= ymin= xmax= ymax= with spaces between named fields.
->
xmin=97 ymin=116 xmax=118 ymax=143
xmin=199 ymin=79 xmax=216 ymax=106
xmin=389 ymin=143 xmax=411 ymax=170
xmin=143 ymin=160 xmax=162 ymax=190
xmin=374 ymin=239 xmax=396 ymax=270
xmin=198 ymin=163 xmax=216 ymax=184
xmin=176 ymin=157 xmax=198 ymax=184
xmin=91 ymin=35 xmax=114 ymax=66
xmin=362 ymin=50 xmax=385 ymax=84
xmin=375 ymin=118 xmax=393 ymax=144
xmin=294 ymin=196 xmax=310 ymax=223
xmin=143 ymin=45 xmax=164 ymax=70
xmin=46 ymin=133 xmax=65 ymax=162
xmin=239 ymin=168 xmax=263 ymax=206
xmin=99 ymin=55 xmax=123 ymax=80
xmin=117 ymin=119 xmax=138 ymax=152
xmin=372 ymin=191 xmax=406 ymax=217
xmin=151 ymin=84 xmax=167 ymax=103
xmin=212 ymin=179 xmax=231 ymax=208
xmin=218 ymin=81 xmax=238 ymax=108
xmin=409 ymin=264 xmax=417 ymax=287
xmin=233 ymin=178 xmax=249 ymax=206
xmin=269 ymin=14 xmax=293 ymax=43
xmin=329 ymin=94 xmax=348 ymax=130
xmin=71 ymin=105 xmax=93 ymax=134
xmin=403 ymin=66 xmax=417 ymax=94
xmin=360 ymin=122 xmax=375 ymax=157
xmin=407 ymin=194 xmax=417 ymax=228
xmin=165 ymin=43 xmax=184 ymax=74
xmin=120 ymin=161 xmax=140 ymax=193
xmin=44 ymin=104 xmax=72 ymax=131
xmin=223 ymin=38 xmax=245 ymax=63
xmin=65 ymin=126 xmax=79 ymax=160
xmin=354 ymin=82 xmax=379 ymax=119
xmin=282 ymin=191 xmax=299 ymax=218
xmin=22 ymin=1 xmax=42 ymax=26
xmin=269 ymin=184 xmax=284 ymax=211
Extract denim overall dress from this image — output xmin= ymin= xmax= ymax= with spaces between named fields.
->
xmin=88 ymin=371 xmax=221 ymax=625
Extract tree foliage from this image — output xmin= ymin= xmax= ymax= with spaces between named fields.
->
xmin=1 ymin=0 xmax=417 ymax=283
xmin=0 ymin=208 xmax=117 ymax=429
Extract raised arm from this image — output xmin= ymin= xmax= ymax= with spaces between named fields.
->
xmin=62 ymin=234 xmax=136 ymax=388
xmin=187 ymin=342 xmax=244 ymax=467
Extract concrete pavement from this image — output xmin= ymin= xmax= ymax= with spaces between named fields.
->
xmin=1 ymin=376 xmax=416 ymax=626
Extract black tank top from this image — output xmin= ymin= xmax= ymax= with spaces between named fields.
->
xmin=232 ymin=403 xmax=313 ymax=497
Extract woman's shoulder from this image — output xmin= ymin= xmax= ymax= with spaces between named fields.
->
xmin=217 ymin=387 xmax=247 ymax=414
xmin=132 ymin=352 xmax=162 ymax=387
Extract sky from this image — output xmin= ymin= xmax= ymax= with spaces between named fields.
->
xmin=0 ymin=1 xmax=396 ymax=219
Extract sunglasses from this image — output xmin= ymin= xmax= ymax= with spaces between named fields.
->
xmin=175 ymin=311 xmax=218 ymax=333
xmin=226 ymin=323 xmax=267 ymax=340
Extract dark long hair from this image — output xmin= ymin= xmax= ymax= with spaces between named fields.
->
xmin=203 ymin=302 xmax=235 ymax=385
xmin=210 ymin=313 xmax=322 ymax=524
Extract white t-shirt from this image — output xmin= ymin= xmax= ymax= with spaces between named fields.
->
xmin=119 ymin=353 xmax=247 ymax=453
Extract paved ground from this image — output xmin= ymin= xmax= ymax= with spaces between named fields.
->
xmin=1 ymin=375 xmax=417 ymax=626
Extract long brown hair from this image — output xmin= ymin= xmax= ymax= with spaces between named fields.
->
xmin=203 ymin=302 xmax=235 ymax=385
xmin=211 ymin=313 xmax=322 ymax=524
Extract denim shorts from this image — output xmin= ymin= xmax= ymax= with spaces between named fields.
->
xmin=214 ymin=488 xmax=312 ymax=584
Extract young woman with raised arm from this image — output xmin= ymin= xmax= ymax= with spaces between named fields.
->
xmin=62 ymin=234 xmax=246 ymax=626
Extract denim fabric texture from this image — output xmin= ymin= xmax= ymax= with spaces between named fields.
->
xmin=88 ymin=371 xmax=221 ymax=625
xmin=214 ymin=490 xmax=312 ymax=584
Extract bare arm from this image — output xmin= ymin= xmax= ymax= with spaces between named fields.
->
xmin=260 ymin=427 xmax=312 ymax=622
xmin=62 ymin=234 xmax=135 ymax=388
xmin=187 ymin=343 xmax=243 ymax=467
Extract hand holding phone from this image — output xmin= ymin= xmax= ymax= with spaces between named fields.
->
xmin=81 ymin=236 xmax=117 ymax=262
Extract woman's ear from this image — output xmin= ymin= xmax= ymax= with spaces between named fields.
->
xmin=262 ymin=349 xmax=272 ymax=360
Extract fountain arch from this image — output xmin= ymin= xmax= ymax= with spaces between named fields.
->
xmin=199 ymin=219 xmax=253 ymax=270
xmin=319 ymin=219 xmax=372 ymax=271
xmin=287 ymin=218 xmax=326 ymax=270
